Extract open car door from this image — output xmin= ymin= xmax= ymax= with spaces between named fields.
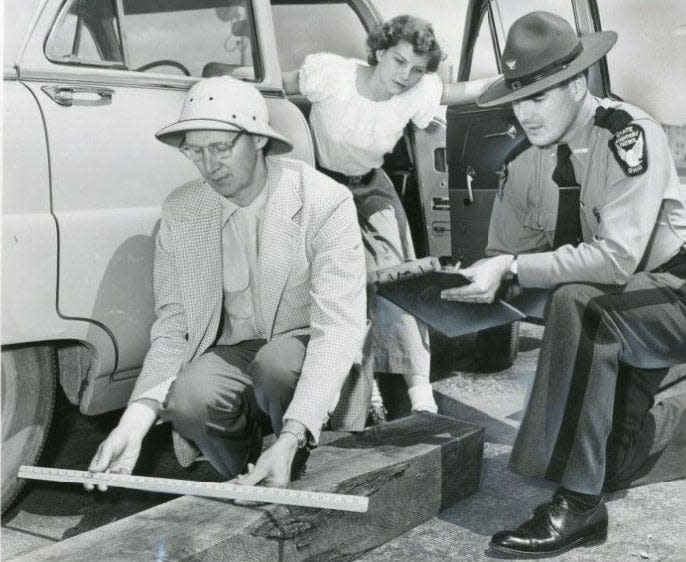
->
xmin=447 ymin=0 xmax=612 ymax=265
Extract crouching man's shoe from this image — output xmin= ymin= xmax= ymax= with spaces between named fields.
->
xmin=490 ymin=489 xmax=608 ymax=558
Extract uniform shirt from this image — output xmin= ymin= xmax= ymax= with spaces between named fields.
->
xmin=299 ymin=52 xmax=443 ymax=176
xmin=487 ymin=96 xmax=686 ymax=288
xmin=216 ymin=186 xmax=268 ymax=345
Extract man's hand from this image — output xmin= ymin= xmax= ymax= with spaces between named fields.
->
xmin=85 ymin=400 xmax=158 ymax=492
xmin=235 ymin=433 xmax=299 ymax=489
xmin=441 ymin=255 xmax=515 ymax=303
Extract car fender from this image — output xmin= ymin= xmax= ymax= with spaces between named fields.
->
xmin=2 ymin=81 xmax=116 ymax=391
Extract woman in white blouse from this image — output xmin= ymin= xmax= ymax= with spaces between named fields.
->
xmin=282 ymin=15 xmax=495 ymax=419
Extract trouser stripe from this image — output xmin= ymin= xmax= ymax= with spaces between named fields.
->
xmin=544 ymin=283 xmax=686 ymax=482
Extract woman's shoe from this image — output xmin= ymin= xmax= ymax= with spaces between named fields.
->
xmin=367 ymin=402 xmax=388 ymax=426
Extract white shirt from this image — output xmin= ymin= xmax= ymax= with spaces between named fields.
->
xmin=135 ymin=183 xmax=269 ymax=406
xmin=300 ymin=52 xmax=443 ymax=176
xmin=216 ymin=185 xmax=268 ymax=345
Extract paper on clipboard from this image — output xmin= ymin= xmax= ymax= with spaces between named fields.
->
xmin=377 ymin=270 xmax=526 ymax=337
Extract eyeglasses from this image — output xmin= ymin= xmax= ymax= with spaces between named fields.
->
xmin=179 ymin=130 xmax=245 ymax=162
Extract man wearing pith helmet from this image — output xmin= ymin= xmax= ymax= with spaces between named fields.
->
xmin=442 ymin=11 xmax=686 ymax=558
xmin=87 ymin=76 xmax=367 ymax=488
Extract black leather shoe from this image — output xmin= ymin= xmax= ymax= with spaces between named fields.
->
xmin=367 ymin=402 xmax=388 ymax=426
xmin=490 ymin=494 xmax=608 ymax=558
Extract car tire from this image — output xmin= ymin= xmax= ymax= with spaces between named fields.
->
xmin=1 ymin=345 xmax=57 ymax=513
xmin=474 ymin=323 xmax=520 ymax=372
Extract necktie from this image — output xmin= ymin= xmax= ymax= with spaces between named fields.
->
xmin=552 ymin=143 xmax=582 ymax=249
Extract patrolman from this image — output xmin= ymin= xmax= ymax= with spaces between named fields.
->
xmin=87 ymin=76 xmax=367 ymax=489
xmin=442 ymin=11 xmax=686 ymax=558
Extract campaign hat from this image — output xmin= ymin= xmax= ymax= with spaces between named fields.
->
xmin=478 ymin=11 xmax=617 ymax=107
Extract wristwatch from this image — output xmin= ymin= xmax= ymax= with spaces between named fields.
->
xmin=509 ymin=256 xmax=518 ymax=280
xmin=499 ymin=256 xmax=520 ymax=301
xmin=281 ymin=421 xmax=309 ymax=449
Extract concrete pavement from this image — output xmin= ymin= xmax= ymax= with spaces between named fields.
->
xmin=2 ymin=323 xmax=685 ymax=560
xmin=361 ymin=325 xmax=686 ymax=561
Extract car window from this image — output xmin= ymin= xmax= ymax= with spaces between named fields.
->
xmin=121 ymin=1 xmax=258 ymax=79
xmin=491 ymin=0 xmax=576 ymax=45
xmin=469 ymin=11 xmax=499 ymax=79
xmin=468 ymin=0 xmax=576 ymax=79
xmin=45 ymin=0 xmax=125 ymax=67
xmin=270 ymin=2 xmax=368 ymax=71
xmin=46 ymin=0 xmax=260 ymax=80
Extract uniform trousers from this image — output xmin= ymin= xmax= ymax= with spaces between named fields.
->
xmin=605 ymin=365 xmax=686 ymax=490
xmin=510 ymin=265 xmax=686 ymax=495
xmin=161 ymin=335 xmax=309 ymax=478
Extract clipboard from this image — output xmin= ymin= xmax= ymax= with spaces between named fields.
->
xmin=377 ymin=271 xmax=527 ymax=337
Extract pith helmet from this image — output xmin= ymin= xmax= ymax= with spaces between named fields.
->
xmin=156 ymin=76 xmax=293 ymax=155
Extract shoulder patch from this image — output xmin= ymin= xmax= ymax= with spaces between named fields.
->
xmin=610 ymin=123 xmax=648 ymax=177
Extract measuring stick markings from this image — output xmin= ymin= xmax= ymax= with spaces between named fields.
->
xmin=18 ymin=466 xmax=369 ymax=513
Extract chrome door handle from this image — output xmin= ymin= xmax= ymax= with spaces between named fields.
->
xmin=464 ymin=166 xmax=475 ymax=205
xmin=484 ymin=124 xmax=517 ymax=140
xmin=42 ymin=85 xmax=114 ymax=107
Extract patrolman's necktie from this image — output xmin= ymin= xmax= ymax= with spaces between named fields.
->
xmin=552 ymin=143 xmax=582 ymax=249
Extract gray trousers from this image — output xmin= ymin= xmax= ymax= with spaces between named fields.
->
xmin=161 ymin=335 xmax=308 ymax=478
xmin=510 ymin=269 xmax=686 ymax=495
xmin=605 ymin=365 xmax=686 ymax=491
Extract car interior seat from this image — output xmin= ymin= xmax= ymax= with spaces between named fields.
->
xmin=202 ymin=62 xmax=255 ymax=80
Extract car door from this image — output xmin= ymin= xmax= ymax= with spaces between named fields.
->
xmin=18 ymin=0 xmax=288 ymax=411
xmin=447 ymin=0 xmax=611 ymax=265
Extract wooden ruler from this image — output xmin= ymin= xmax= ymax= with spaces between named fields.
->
xmin=18 ymin=465 xmax=368 ymax=513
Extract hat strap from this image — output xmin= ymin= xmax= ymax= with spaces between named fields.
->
xmin=505 ymin=42 xmax=583 ymax=91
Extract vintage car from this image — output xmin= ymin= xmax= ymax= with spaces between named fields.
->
xmin=3 ymin=0 xmax=683 ymax=512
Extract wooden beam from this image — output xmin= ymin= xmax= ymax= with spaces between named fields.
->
xmin=17 ymin=413 xmax=484 ymax=561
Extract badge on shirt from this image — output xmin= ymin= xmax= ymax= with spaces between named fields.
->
xmin=610 ymin=124 xmax=647 ymax=177
xmin=495 ymin=163 xmax=509 ymax=200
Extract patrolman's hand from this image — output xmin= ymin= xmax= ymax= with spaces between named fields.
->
xmin=441 ymin=255 xmax=515 ymax=304
xmin=235 ymin=433 xmax=299 ymax=489
xmin=85 ymin=400 xmax=158 ymax=492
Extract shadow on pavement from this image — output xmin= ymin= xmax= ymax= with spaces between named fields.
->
xmin=2 ymin=395 xmax=223 ymax=540
xmin=435 ymin=392 xmax=519 ymax=445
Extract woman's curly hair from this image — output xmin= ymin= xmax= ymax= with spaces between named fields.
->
xmin=367 ymin=15 xmax=445 ymax=72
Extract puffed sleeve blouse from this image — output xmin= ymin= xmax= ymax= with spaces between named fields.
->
xmin=299 ymin=52 xmax=443 ymax=176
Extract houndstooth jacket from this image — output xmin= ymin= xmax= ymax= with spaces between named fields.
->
xmin=129 ymin=157 xmax=370 ymax=466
